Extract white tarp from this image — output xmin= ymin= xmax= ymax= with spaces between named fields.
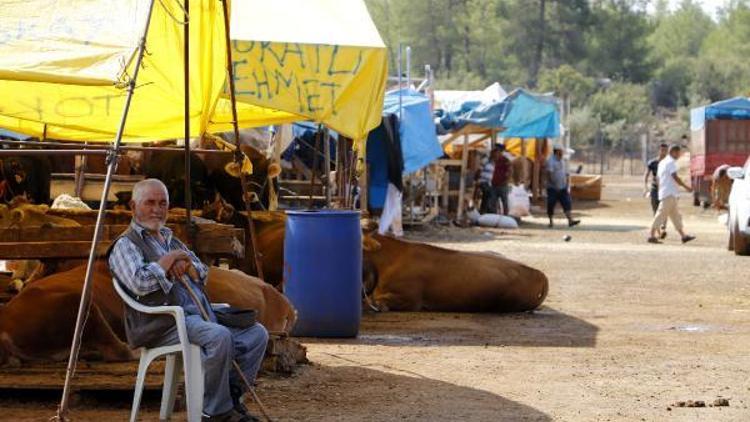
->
xmin=434 ymin=82 xmax=508 ymax=113
xmin=231 ymin=0 xmax=385 ymax=48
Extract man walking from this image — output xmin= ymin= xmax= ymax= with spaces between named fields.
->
xmin=648 ymin=145 xmax=696 ymax=244
xmin=545 ymin=145 xmax=580 ymax=228
xmin=645 ymin=143 xmax=669 ymax=238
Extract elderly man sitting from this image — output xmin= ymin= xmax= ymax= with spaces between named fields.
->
xmin=108 ymin=178 xmax=267 ymax=422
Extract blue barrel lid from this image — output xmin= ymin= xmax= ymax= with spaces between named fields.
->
xmin=286 ymin=209 xmax=361 ymax=217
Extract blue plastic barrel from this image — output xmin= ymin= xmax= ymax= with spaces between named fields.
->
xmin=283 ymin=210 xmax=362 ymax=337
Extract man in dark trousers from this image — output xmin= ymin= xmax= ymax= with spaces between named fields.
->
xmin=545 ymin=145 xmax=580 ymax=228
xmin=474 ymin=148 xmax=497 ymax=214
xmin=109 ymin=179 xmax=267 ymax=422
xmin=491 ymin=144 xmax=512 ymax=215
xmin=645 ymin=143 xmax=669 ymax=238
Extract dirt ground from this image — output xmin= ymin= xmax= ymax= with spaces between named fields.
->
xmin=2 ymin=176 xmax=749 ymax=421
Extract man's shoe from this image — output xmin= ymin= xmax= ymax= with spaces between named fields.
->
xmin=647 ymin=237 xmax=661 ymax=244
xmin=202 ymin=409 xmax=253 ymax=422
xmin=568 ymin=219 xmax=581 ymax=227
xmin=681 ymin=235 xmax=696 ymax=244
xmin=659 ymin=230 xmax=667 ymax=240
xmin=235 ymin=401 xmax=260 ymax=422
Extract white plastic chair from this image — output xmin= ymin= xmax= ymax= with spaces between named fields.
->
xmin=112 ymin=279 xmax=204 ymax=422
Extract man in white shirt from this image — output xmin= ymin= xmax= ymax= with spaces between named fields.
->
xmin=648 ymin=145 xmax=695 ymax=244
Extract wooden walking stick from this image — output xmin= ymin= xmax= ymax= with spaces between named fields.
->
xmin=178 ymin=268 xmax=274 ymax=422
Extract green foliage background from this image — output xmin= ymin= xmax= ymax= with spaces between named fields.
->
xmin=366 ymin=0 xmax=750 ymax=149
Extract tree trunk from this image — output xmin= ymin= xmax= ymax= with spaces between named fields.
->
xmin=529 ymin=0 xmax=546 ymax=87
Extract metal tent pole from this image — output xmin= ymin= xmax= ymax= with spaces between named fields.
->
xmin=220 ymin=0 xmax=264 ymax=281
xmin=183 ymin=0 xmax=193 ymax=243
xmin=55 ymin=0 xmax=157 ymax=420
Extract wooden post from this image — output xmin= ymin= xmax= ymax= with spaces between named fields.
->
xmin=441 ymin=163 xmax=449 ymax=214
xmin=520 ymin=138 xmax=528 ymax=189
xmin=357 ymin=141 xmax=368 ymax=214
xmin=347 ymin=147 xmax=357 ymax=209
xmin=269 ymin=126 xmax=283 ymax=211
xmin=73 ymin=150 xmax=87 ymax=198
xmin=323 ymin=128 xmax=332 ymax=207
xmin=532 ymin=138 xmax=543 ymax=200
xmin=456 ymin=132 xmax=470 ymax=223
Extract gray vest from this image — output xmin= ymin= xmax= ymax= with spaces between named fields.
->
xmin=108 ymin=227 xmax=187 ymax=348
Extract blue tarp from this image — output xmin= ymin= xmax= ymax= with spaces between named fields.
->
xmin=282 ymin=122 xmax=336 ymax=172
xmin=383 ymin=89 xmax=443 ymax=173
xmin=0 ymin=129 xmax=31 ymax=140
xmin=500 ymin=90 xmax=560 ymax=138
xmin=435 ymin=88 xmax=560 ymax=139
xmin=690 ymin=97 xmax=750 ymax=131
xmin=436 ymin=100 xmax=507 ymax=133
xmin=366 ymin=122 xmax=391 ymax=209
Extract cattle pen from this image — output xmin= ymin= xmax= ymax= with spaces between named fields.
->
xmin=1 ymin=177 xmax=749 ymax=420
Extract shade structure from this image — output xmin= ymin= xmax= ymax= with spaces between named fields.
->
xmin=0 ymin=0 xmax=387 ymax=142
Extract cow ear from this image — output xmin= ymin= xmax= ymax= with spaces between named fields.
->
xmin=267 ymin=162 xmax=282 ymax=179
xmin=223 ymin=162 xmax=242 ymax=178
xmin=10 ymin=208 xmax=24 ymax=223
xmin=362 ymin=235 xmax=381 ymax=252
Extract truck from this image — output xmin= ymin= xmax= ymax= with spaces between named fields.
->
xmin=690 ymin=97 xmax=750 ymax=206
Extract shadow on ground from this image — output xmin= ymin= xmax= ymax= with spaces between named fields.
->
xmin=262 ymin=364 xmax=552 ymax=421
xmin=0 ymin=366 xmax=552 ymax=421
xmin=303 ymin=307 xmax=598 ymax=348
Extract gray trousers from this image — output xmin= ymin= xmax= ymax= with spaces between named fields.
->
xmin=155 ymin=315 xmax=269 ymax=416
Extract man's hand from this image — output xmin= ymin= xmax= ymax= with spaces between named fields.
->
xmin=168 ymin=259 xmax=190 ymax=280
xmin=157 ymin=250 xmax=190 ymax=274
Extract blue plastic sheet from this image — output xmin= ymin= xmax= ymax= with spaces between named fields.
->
xmin=434 ymin=88 xmax=560 ymax=138
xmin=0 ymin=128 xmax=31 ymax=140
xmin=500 ymin=90 xmax=560 ymax=138
xmin=383 ymin=89 xmax=443 ymax=173
xmin=691 ymin=97 xmax=750 ymax=131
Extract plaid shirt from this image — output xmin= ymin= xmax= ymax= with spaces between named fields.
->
xmin=108 ymin=220 xmax=209 ymax=297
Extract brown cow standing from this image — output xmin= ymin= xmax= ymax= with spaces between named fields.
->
xmin=0 ymin=262 xmax=296 ymax=364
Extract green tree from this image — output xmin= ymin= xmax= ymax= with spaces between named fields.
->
xmin=502 ymin=0 xmax=592 ymax=87
xmin=537 ymin=64 xmax=595 ymax=107
xmin=650 ymin=58 xmax=694 ymax=108
xmin=589 ymin=82 xmax=652 ymax=147
xmin=568 ymin=106 xmax=601 ymax=147
xmin=649 ymin=0 xmax=715 ymax=62
xmin=585 ymin=0 xmax=654 ymax=83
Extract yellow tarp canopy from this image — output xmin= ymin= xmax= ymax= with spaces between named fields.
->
xmin=0 ymin=0 xmax=387 ymax=142
xmin=504 ymin=138 xmax=549 ymax=160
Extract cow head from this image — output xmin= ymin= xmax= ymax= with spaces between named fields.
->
xmin=202 ymin=193 xmax=238 ymax=225
xmin=361 ymin=235 xmax=383 ymax=310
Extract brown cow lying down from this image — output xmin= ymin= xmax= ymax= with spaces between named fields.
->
xmin=240 ymin=212 xmax=548 ymax=313
xmin=0 ymin=262 xmax=296 ymax=365
xmin=362 ymin=234 xmax=548 ymax=312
